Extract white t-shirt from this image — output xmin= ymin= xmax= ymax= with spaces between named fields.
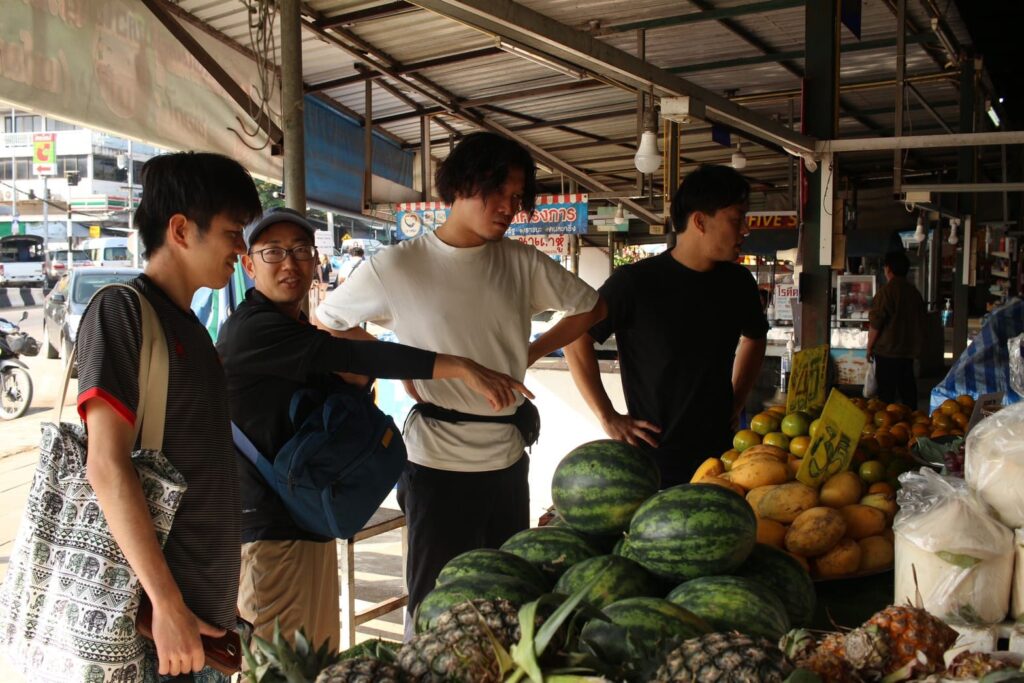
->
xmin=316 ymin=232 xmax=598 ymax=472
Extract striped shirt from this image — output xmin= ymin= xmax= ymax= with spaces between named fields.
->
xmin=76 ymin=275 xmax=240 ymax=630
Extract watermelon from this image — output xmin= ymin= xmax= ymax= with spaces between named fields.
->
xmin=551 ymin=439 xmax=660 ymax=536
xmin=435 ymin=548 xmax=551 ymax=593
xmin=552 ymin=555 xmax=661 ymax=609
xmin=621 ymin=484 xmax=756 ymax=582
xmin=500 ymin=526 xmax=601 ymax=582
xmin=580 ymin=597 xmax=711 ymax=663
xmin=734 ymin=543 xmax=816 ymax=626
xmin=414 ymin=573 xmax=541 ymax=633
xmin=666 ymin=575 xmax=791 ymax=640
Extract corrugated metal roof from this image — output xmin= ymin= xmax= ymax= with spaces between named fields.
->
xmin=164 ymin=0 xmax=987 ymax=204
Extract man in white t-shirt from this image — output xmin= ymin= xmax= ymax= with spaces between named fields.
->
xmin=316 ymin=132 xmax=604 ymax=627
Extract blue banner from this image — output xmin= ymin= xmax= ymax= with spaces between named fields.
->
xmin=394 ymin=194 xmax=588 ymax=240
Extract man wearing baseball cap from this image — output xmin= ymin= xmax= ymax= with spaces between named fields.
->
xmin=217 ymin=207 xmax=530 ymax=649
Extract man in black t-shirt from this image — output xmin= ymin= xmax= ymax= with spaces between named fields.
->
xmin=76 ymin=153 xmax=262 ymax=680
xmin=218 ymin=208 xmax=530 ymax=649
xmin=566 ymin=165 xmax=768 ymax=487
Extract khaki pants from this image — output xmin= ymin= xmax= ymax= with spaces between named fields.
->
xmin=238 ymin=539 xmax=340 ymax=652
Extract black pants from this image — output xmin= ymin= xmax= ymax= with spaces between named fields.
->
xmin=396 ymin=455 xmax=530 ymax=625
xmin=875 ymin=355 xmax=918 ymax=409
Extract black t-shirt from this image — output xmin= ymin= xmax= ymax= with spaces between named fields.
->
xmin=589 ymin=252 xmax=769 ymax=487
xmin=75 ymin=275 xmax=240 ymax=630
xmin=217 ymin=288 xmax=436 ymax=543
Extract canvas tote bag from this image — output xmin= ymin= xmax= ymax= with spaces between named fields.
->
xmin=0 ymin=285 xmax=187 ymax=683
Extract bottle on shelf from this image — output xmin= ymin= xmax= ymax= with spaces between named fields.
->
xmin=941 ymin=299 xmax=952 ymax=327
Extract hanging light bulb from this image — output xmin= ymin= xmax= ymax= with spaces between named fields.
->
xmin=913 ymin=214 xmax=926 ymax=244
xmin=948 ymin=218 xmax=960 ymax=246
xmin=731 ymin=143 xmax=747 ymax=170
xmin=613 ymin=203 xmax=626 ymax=223
xmin=634 ymin=106 xmax=661 ymax=174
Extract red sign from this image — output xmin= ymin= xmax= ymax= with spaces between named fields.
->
xmin=32 ymin=133 xmax=56 ymax=176
xmin=746 ymin=211 xmax=798 ymax=230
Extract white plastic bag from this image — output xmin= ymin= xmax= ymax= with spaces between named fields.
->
xmin=1012 ymin=528 xmax=1024 ymax=620
xmin=894 ymin=468 xmax=1014 ymax=625
xmin=863 ymin=359 xmax=878 ymax=398
xmin=965 ymin=400 xmax=1024 ymax=528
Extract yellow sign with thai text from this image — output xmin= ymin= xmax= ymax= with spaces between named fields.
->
xmin=797 ymin=389 xmax=867 ymax=487
xmin=786 ymin=344 xmax=829 ymax=415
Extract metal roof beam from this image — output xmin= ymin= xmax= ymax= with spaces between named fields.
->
xmin=306 ymin=47 xmax=503 ymax=93
xmin=315 ymin=2 xmax=418 ymax=29
xmin=607 ymin=0 xmax=805 ymax=33
xmin=407 ymin=0 xmax=816 ymax=154
xmin=819 ymin=131 xmax=1024 ymax=153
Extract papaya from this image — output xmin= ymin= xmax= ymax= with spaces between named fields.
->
xmin=757 ymin=482 xmax=819 ymax=524
xmin=691 ymin=457 xmax=726 ymax=483
xmin=729 ymin=458 xmax=789 ymax=490
xmin=786 ymin=507 xmax=847 ymax=557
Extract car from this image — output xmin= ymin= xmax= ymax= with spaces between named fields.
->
xmin=45 ymin=249 xmax=93 ymax=286
xmin=43 ymin=267 xmax=143 ymax=365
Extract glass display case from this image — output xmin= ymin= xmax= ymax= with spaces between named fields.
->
xmin=836 ymin=275 xmax=876 ymax=322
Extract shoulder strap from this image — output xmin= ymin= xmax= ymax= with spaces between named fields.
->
xmin=56 ymin=283 xmax=169 ymax=451
xmin=231 ymin=421 xmax=278 ymax=484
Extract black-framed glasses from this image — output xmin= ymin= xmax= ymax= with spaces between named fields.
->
xmin=251 ymin=245 xmax=317 ymax=263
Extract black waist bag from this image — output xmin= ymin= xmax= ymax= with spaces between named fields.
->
xmin=411 ymin=399 xmax=540 ymax=447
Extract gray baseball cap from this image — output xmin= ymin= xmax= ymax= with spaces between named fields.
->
xmin=244 ymin=207 xmax=316 ymax=248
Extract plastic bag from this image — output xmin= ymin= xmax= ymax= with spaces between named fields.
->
xmin=863 ymin=359 xmax=878 ymax=398
xmin=893 ymin=468 xmax=1013 ymax=625
xmin=965 ymin=400 xmax=1024 ymax=528
xmin=1011 ymin=528 xmax=1024 ymax=620
xmin=1010 ymin=332 xmax=1024 ymax=398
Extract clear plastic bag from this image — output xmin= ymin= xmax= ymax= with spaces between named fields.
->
xmin=894 ymin=468 xmax=1013 ymax=625
xmin=965 ymin=400 xmax=1024 ymax=528
xmin=863 ymin=359 xmax=878 ymax=398
xmin=1010 ymin=332 xmax=1024 ymax=398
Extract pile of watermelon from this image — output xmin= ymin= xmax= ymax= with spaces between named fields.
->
xmin=416 ymin=439 xmax=817 ymax=652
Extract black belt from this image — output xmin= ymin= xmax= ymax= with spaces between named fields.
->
xmin=410 ymin=399 xmax=540 ymax=447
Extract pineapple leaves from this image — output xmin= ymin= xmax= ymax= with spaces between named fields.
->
xmin=784 ymin=669 xmax=824 ymax=683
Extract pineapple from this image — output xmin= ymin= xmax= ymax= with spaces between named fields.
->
xmin=864 ymin=603 xmax=957 ymax=676
xmin=242 ymin=623 xmax=340 ymax=683
xmin=779 ymin=629 xmax=860 ymax=683
xmin=841 ymin=624 xmax=890 ymax=679
xmin=944 ymin=650 xmax=1011 ymax=678
xmin=652 ymin=632 xmax=793 ymax=682
xmin=396 ymin=599 xmax=519 ymax=682
xmin=314 ymin=656 xmax=406 ymax=683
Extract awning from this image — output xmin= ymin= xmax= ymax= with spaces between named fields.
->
xmin=741 ymin=228 xmax=905 ymax=258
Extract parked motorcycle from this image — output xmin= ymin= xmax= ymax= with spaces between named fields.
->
xmin=0 ymin=311 xmax=40 ymax=419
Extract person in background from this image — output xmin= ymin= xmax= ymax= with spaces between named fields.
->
xmin=316 ymin=132 xmax=604 ymax=633
xmin=218 ymin=207 xmax=529 ymax=650
xmin=868 ymin=250 xmax=925 ymax=409
xmin=77 ymin=152 xmax=263 ymax=681
xmin=315 ymin=253 xmax=333 ymax=292
xmin=565 ymin=165 xmax=768 ymax=487
xmin=336 ymin=246 xmax=364 ymax=284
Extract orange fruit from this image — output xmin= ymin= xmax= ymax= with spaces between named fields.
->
xmin=956 ymin=394 xmax=975 ymax=411
xmin=859 ymin=436 xmax=881 ymax=456
xmin=781 ymin=412 xmax=811 ymax=437
xmin=869 ymin=482 xmax=895 ymax=496
xmin=850 ymin=448 xmax=869 ymax=468
xmin=720 ymin=449 xmax=740 ymax=471
xmin=750 ymin=412 xmax=781 ymax=436
xmin=809 ymin=419 xmax=823 ymax=439
xmin=851 ymin=397 xmax=867 ymax=410
xmin=889 ymin=424 xmax=910 ymax=445
xmin=940 ymin=399 xmax=961 ymax=416
xmin=789 ymin=435 xmax=811 ymax=457
xmin=874 ymin=411 xmax=894 ymax=429
xmin=875 ymin=432 xmax=896 ymax=451
xmin=867 ymin=398 xmax=886 ymax=413
xmin=886 ymin=404 xmax=909 ymax=420
xmin=767 ymin=404 xmax=788 ymax=416
xmin=930 ymin=429 xmax=950 ymax=438
xmin=911 ymin=423 xmax=930 ymax=438
xmin=859 ymin=460 xmax=886 ymax=484
xmin=951 ymin=412 xmax=969 ymax=429
xmin=763 ymin=432 xmax=791 ymax=450
xmin=733 ymin=429 xmax=762 ymax=452
xmin=951 ymin=428 xmax=965 ymax=437
xmin=932 ymin=413 xmax=954 ymax=430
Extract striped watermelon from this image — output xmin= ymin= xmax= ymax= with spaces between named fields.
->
xmin=666 ymin=575 xmax=791 ymax=640
xmin=552 ymin=555 xmax=661 ymax=609
xmin=551 ymin=440 xmax=661 ymax=536
xmin=621 ymin=484 xmax=756 ymax=582
xmin=415 ymin=573 xmax=541 ymax=633
xmin=580 ymin=597 xmax=711 ymax=663
xmin=500 ymin=526 xmax=601 ymax=582
xmin=734 ymin=543 xmax=816 ymax=626
xmin=435 ymin=548 xmax=551 ymax=593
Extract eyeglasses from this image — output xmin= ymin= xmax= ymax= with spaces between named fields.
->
xmin=251 ymin=245 xmax=317 ymax=263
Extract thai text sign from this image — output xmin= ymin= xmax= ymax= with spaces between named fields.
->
xmin=395 ymin=194 xmax=588 ymax=240
xmin=786 ymin=344 xmax=829 ymax=414
xmin=511 ymin=234 xmax=571 ymax=255
xmin=32 ymin=133 xmax=56 ymax=176
xmin=747 ymin=211 xmax=798 ymax=230
xmin=797 ymin=389 xmax=866 ymax=487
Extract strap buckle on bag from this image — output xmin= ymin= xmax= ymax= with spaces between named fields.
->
xmin=411 ymin=399 xmax=541 ymax=449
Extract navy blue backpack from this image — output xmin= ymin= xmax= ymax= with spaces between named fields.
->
xmin=233 ymin=383 xmax=407 ymax=539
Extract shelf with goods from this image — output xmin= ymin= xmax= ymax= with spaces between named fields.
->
xmin=988 ymin=235 xmax=1019 ymax=305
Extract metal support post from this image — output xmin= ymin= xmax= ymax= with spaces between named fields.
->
xmin=798 ymin=0 xmax=840 ymax=349
xmin=636 ymin=30 xmax=645 ymax=198
xmin=421 ymin=116 xmax=432 ymax=200
xmin=280 ymin=0 xmax=306 ymax=211
xmin=952 ymin=59 xmax=977 ymax=358
xmin=42 ymin=176 xmax=49 ymax=260
xmin=363 ymin=80 xmax=373 ymax=210
xmin=892 ymin=0 xmax=906 ymax=196
xmin=10 ymin=107 xmax=17 ymax=236
xmin=663 ymin=120 xmax=680 ymax=230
